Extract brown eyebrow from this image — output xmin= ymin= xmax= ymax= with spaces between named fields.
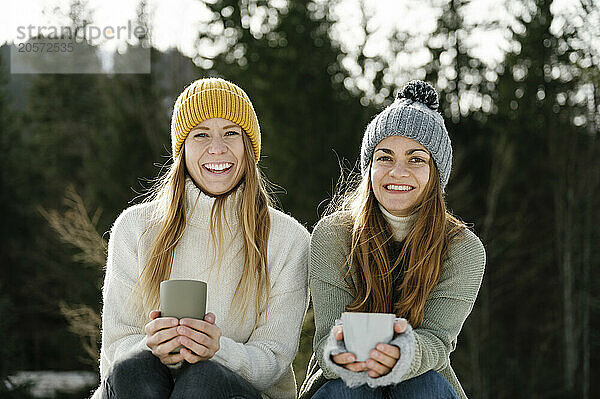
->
xmin=407 ymin=149 xmax=429 ymax=156
xmin=374 ymin=148 xmax=429 ymax=156
xmin=191 ymin=124 xmax=241 ymax=131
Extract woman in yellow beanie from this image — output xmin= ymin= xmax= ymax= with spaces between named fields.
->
xmin=94 ymin=78 xmax=309 ymax=398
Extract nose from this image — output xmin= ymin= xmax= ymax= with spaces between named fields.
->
xmin=207 ymin=136 xmax=227 ymax=155
xmin=389 ymin=162 xmax=409 ymax=178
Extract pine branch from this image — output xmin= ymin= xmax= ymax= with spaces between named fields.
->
xmin=37 ymin=184 xmax=107 ymax=268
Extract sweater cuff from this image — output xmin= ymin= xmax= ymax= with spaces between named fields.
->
xmin=328 ymin=319 xmax=346 ymax=356
xmin=321 ymin=318 xmax=416 ymax=389
xmin=212 ymin=335 xmax=240 ymax=371
xmin=321 ymin=320 xmax=368 ymax=388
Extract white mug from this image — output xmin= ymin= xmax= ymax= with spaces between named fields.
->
xmin=341 ymin=312 xmax=396 ymax=362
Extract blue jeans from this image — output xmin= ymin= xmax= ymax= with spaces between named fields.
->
xmin=312 ymin=370 xmax=458 ymax=399
xmin=101 ymin=350 xmax=261 ymax=398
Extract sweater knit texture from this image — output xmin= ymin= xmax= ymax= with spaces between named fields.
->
xmin=299 ymin=209 xmax=486 ymax=399
xmin=95 ymin=176 xmax=310 ymax=399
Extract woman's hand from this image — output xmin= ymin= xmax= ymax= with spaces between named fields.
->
xmin=145 ymin=310 xmax=184 ymax=365
xmin=176 ymin=312 xmax=222 ymax=364
xmin=365 ymin=319 xmax=407 ymax=378
xmin=330 ymin=325 xmax=368 ymax=372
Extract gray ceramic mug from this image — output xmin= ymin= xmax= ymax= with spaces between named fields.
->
xmin=341 ymin=312 xmax=396 ymax=362
xmin=159 ymin=279 xmax=207 ymax=353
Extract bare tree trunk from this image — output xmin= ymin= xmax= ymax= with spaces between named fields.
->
xmin=552 ymin=123 xmax=578 ymax=396
xmin=562 ymin=195 xmax=575 ymax=393
xmin=581 ymin=150 xmax=592 ymax=399
xmin=580 ymin=81 xmax=598 ymax=399
xmin=471 ymin=134 xmax=513 ymax=399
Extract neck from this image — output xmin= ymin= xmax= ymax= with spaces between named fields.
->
xmin=184 ymin=176 xmax=244 ymax=227
xmin=378 ymin=203 xmax=417 ymax=242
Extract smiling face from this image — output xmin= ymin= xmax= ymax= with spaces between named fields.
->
xmin=370 ymin=136 xmax=431 ymax=217
xmin=184 ymin=117 xmax=246 ymax=196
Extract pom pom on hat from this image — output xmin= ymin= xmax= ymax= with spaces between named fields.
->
xmin=397 ymin=80 xmax=439 ymax=111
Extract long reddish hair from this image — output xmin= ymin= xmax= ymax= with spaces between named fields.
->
xmin=332 ymin=159 xmax=466 ymax=327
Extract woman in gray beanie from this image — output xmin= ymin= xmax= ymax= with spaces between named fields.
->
xmin=300 ymin=80 xmax=486 ymax=399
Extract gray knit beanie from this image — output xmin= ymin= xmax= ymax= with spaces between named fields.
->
xmin=360 ymin=80 xmax=452 ymax=191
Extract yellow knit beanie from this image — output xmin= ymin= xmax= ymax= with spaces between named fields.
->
xmin=170 ymin=78 xmax=261 ymax=162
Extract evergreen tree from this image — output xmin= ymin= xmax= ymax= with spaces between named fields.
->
xmin=0 ymin=43 xmax=24 ymax=384
xmin=482 ymin=0 xmax=599 ymax=396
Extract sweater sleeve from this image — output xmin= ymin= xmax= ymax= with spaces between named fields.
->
xmin=211 ymin=223 xmax=310 ymax=392
xmin=398 ymin=229 xmax=486 ymax=381
xmin=309 ymin=213 xmax=356 ymax=380
xmin=99 ymin=207 xmax=149 ymax=381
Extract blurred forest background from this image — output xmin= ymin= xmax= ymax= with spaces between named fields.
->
xmin=1 ymin=0 xmax=599 ymax=398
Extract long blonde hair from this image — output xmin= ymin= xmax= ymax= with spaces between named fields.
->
xmin=134 ymin=132 xmax=272 ymax=327
xmin=332 ymin=159 xmax=466 ymax=327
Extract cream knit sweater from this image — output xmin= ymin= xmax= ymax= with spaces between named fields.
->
xmin=96 ymin=177 xmax=310 ymax=398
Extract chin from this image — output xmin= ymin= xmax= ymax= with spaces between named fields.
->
xmin=206 ymin=186 xmax=230 ymax=196
xmin=383 ymin=202 xmax=412 ymax=216
xmin=211 ymin=181 xmax=242 ymax=195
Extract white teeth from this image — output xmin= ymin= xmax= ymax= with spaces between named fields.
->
xmin=204 ymin=162 xmax=232 ymax=171
xmin=386 ymin=184 xmax=413 ymax=191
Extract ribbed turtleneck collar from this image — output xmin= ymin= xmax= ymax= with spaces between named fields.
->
xmin=378 ymin=203 xmax=417 ymax=242
xmin=184 ymin=176 xmax=244 ymax=227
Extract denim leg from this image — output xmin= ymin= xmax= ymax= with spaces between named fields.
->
xmin=312 ymin=378 xmax=384 ymax=399
xmin=103 ymin=349 xmax=173 ymax=399
xmin=386 ymin=370 xmax=459 ymax=399
xmin=170 ymin=360 xmax=261 ymax=399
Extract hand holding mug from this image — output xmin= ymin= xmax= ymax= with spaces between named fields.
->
xmin=332 ymin=315 xmax=408 ymax=377
xmin=176 ymin=312 xmax=222 ymax=364
xmin=145 ymin=310 xmax=221 ymax=365
xmin=145 ymin=310 xmax=184 ymax=365
xmin=158 ymin=278 xmax=210 ymax=362
xmin=365 ymin=319 xmax=407 ymax=378
xmin=330 ymin=325 xmax=368 ymax=372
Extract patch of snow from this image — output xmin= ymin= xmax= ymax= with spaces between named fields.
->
xmin=6 ymin=371 xmax=98 ymax=398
